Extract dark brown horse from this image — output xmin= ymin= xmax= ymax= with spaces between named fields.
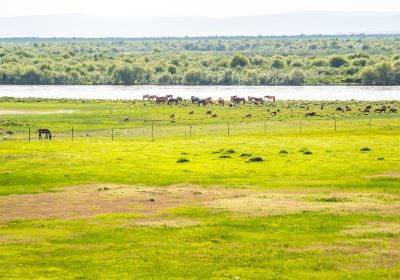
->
xmin=37 ymin=129 xmax=52 ymax=140
xmin=155 ymin=96 xmax=168 ymax=105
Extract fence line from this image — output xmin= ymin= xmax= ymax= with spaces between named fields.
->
xmin=1 ymin=115 xmax=399 ymax=142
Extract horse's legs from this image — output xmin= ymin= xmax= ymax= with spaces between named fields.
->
xmin=48 ymin=133 xmax=52 ymax=140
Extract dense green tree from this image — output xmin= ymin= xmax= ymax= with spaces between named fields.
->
xmin=230 ymin=54 xmax=249 ymax=68
xmin=329 ymin=56 xmax=348 ymax=68
xmin=289 ymin=69 xmax=305 ymax=85
xmin=183 ymin=69 xmax=203 ymax=85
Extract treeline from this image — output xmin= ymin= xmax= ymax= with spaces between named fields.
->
xmin=0 ymin=37 xmax=400 ymax=85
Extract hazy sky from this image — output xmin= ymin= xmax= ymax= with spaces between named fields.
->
xmin=1 ymin=0 xmax=400 ymax=18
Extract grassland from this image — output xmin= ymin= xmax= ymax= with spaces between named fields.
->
xmin=0 ymin=98 xmax=400 ymax=279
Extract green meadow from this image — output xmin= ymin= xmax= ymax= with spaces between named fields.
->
xmin=0 ymin=99 xmax=399 ymax=279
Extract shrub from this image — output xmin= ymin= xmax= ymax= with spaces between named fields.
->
xmin=240 ymin=153 xmax=252 ymax=157
xmin=219 ymin=155 xmax=232 ymax=159
xmin=247 ymin=157 xmax=263 ymax=162
xmin=316 ymin=197 xmax=349 ymax=203
xmin=177 ymin=158 xmax=190 ymax=163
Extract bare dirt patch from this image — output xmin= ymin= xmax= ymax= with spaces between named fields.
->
xmin=0 ymin=184 xmax=244 ymax=223
xmin=342 ymin=221 xmax=400 ymax=235
xmin=0 ymin=109 xmax=76 ymax=115
xmin=0 ymin=185 xmax=399 ymax=224
xmin=366 ymin=172 xmax=400 ymax=179
xmin=205 ymin=192 xmax=400 ymax=216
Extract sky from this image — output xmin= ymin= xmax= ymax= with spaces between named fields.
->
xmin=1 ymin=0 xmax=400 ymax=18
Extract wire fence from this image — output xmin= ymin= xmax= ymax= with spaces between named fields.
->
xmin=1 ymin=115 xmax=400 ymax=142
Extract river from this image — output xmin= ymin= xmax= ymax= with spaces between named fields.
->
xmin=0 ymin=85 xmax=399 ymax=101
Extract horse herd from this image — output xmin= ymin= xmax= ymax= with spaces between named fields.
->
xmin=142 ymin=94 xmax=276 ymax=107
xmin=29 ymin=101 xmax=398 ymax=141
xmin=303 ymin=104 xmax=397 ymax=118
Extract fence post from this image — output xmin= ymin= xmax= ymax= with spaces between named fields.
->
xmin=151 ymin=120 xmax=154 ymax=139
xmin=28 ymin=127 xmax=31 ymax=141
xmin=112 ymin=128 xmax=114 ymax=141
xmin=228 ymin=122 xmax=230 ymax=136
xmin=334 ymin=118 xmax=337 ymax=132
xmin=72 ymin=127 xmax=74 ymax=141
xmin=264 ymin=119 xmax=267 ymax=134
xmin=299 ymin=119 xmax=302 ymax=133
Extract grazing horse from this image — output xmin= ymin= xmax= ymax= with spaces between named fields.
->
xmin=148 ymin=95 xmax=158 ymax=101
xmin=264 ymin=95 xmax=276 ymax=102
xmin=218 ymin=98 xmax=225 ymax=106
xmin=212 ymin=114 xmax=218 ymax=118
xmin=155 ymin=97 xmax=167 ymax=105
xmin=37 ymin=129 xmax=52 ymax=140
xmin=165 ymin=95 xmax=173 ymax=99
xmin=206 ymin=111 xmax=212 ymax=115
xmin=142 ymin=94 xmax=150 ymax=101
xmin=232 ymin=97 xmax=246 ymax=105
xmin=167 ymin=98 xmax=179 ymax=105
xmin=305 ymin=112 xmax=316 ymax=117
xmin=389 ymin=108 xmax=398 ymax=113
xmin=253 ymin=97 xmax=264 ymax=104
xmin=248 ymin=96 xmax=263 ymax=104
xmin=123 ymin=117 xmax=130 ymax=123
xmin=336 ymin=107 xmax=345 ymax=112
xmin=204 ymin=97 xmax=213 ymax=105
xmin=197 ymin=99 xmax=207 ymax=107
xmin=189 ymin=111 xmax=194 ymax=115
xmin=270 ymin=111 xmax=277 ymax=117
xmin=374 ymin=106 xmax=387 ymax=113
xmin=191 ymin=96 xmax=200 ymax=104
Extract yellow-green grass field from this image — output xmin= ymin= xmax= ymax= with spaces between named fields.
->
xmin=0 ymin=98 xmax=400 ymax=279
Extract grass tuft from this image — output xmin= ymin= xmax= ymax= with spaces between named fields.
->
xmin=247 ymin=157 xmax=264 ymax=163
xmin=177 ymin=158 xmax=190 ymax=163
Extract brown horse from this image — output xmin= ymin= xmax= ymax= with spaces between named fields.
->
xmin=155 ymin=97 xmax=167 ymax=105
xmin=148 ymin=95 xmax=158 ymax=101
xmin=204 ymin=97 xmax=213 ymax=105
xmin=248 ymin=96 xmax=263 ymax=104
xmin=142 ymin=94 xmax=150 ymax=101
xmin=232 ymin=97 xmax=246 ymax=105
xmin=167 ymin=98 xmax=179 ymax=105
xmin=264 ymin=96 xmax=276 ymax=102
xmin=218 ymin=98 xmax=225 ymax=106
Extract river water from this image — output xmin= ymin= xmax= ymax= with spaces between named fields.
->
xmin=0 ymin=85 xmax=399 ymax=101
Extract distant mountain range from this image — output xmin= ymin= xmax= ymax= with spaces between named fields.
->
xmin=1 ymin=12 xmax=400 ymax=38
